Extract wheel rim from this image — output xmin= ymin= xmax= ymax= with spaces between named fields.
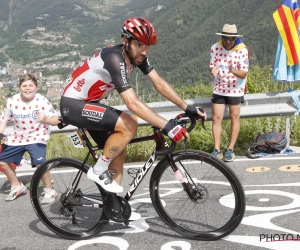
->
xmin=30 ymin=158 xmax=107 ymax=239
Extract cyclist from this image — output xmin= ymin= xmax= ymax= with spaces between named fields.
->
xmin=60 ymin=17 xmax=205 ymax=202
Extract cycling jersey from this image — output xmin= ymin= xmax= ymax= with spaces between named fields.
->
xmin=61 ymin=44 xmax=154 ymax=102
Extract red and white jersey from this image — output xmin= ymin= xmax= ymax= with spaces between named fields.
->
xmin=1 ymin=93 xmax=57 ymax=145
xmin=210 ymin=40 xmax=249 ymax=97
xmin=61 ymin=44 xmax=153 ymax=101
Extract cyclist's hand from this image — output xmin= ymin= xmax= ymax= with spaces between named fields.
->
xmin=162 ymin=119 xmax=189 ymax=142
xmin=185 ymin=105 xmax=207 ymax=121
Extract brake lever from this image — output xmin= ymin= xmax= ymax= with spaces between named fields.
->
xmin=196 ymin=106 xmax=206 ymax=130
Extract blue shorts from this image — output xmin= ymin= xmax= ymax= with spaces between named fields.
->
xmin=0 ymin=143 xmax=47 ymax=168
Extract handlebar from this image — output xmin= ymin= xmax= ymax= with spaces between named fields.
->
xmin=155 ymin=106 xmax=205 ymax=156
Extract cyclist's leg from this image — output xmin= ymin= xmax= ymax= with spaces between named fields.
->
xmin=60 ymin=97 xmax=137 ymax=192
xmin=89 ymin=112 xmax=137 ymax=192
xmin=88 ymin=129 xmax=127 ymax=185
xmin=108 ymin=150 xmax=126 ymax=184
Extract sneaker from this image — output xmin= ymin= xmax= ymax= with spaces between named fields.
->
xmin=40 ymin=187 xmax=57 ymax=204
xmin=87 ymin=168 xmax=123 ymax=193
xmin=5 ymin=182 xmax=27 ymax=201
xmin=211 ymin=149 xmax=223 ymax=159
xmin=223 ymin=149 xmax=236 ymax=162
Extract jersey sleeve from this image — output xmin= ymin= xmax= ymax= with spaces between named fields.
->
xmin=138 ymin=57 xmax=154 ymax=75
xmin=209 ymin=44 xmax=217 ymax=68
xmin=103 ymin=53 xmax=132 ymax=94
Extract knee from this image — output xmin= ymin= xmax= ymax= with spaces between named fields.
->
xmin=212 ymin=116 xmax=223 ymax=123
xmin=124 ymin=116 xmax=138 ymax=135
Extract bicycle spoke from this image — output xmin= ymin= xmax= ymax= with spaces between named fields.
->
xmin=31 ymin=158 xmax=107 ymax=239
xmin=150 ymin=150 xmax=245 ymax=240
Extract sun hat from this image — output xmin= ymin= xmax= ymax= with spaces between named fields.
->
xmin=215 ymin=24 xmax=243 ymax=37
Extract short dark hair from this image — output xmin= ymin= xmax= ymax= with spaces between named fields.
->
xmin=19 ymin=74 xmax=38 ymax=87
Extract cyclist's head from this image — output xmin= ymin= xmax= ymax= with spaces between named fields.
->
xmin=121 ymin=17 xmax=157 ymax=46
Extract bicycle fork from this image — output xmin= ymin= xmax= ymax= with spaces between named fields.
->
xmin=166 ymin=155 xmax=205 ymax=201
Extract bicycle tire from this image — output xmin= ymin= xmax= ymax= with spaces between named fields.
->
xmin=150 ymin=150 xmax=245 ymax=241
xmin=30 ymin=157 xmax=108 ymax=240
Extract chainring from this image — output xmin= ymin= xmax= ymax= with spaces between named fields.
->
xmin=103 ymin=195 xmax=131 ymax=222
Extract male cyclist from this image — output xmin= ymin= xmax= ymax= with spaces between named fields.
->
xmin=60 ymin=17 xmax=205 ymax=205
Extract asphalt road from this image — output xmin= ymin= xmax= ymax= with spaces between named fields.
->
xmin=1 ymin=151 xmax=300 ymax=250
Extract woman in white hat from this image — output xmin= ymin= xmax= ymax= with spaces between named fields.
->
xmin=209 ymin=24 xmax=249 ymax=162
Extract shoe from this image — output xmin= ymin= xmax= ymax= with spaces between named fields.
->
xmin=129 ymin=211 xmax=141 ymax=221
xmin=40 ymin=187 xmax=57 ymax=204
xmin=5 ymin=182 xmax=27 ymax=201
xmin=223 ymin=149 xmax=236 ymax=162
xmin=87 ymin=168 xmax=123 ymax=193
xmin=211 ymin=149 xmax=223 ymax=159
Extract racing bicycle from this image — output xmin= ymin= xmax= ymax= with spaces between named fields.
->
xmin=30 ymin=110 xmax=245 ymax=241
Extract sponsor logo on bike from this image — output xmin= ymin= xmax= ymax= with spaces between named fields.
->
xmin=127 ymin=151 xmax=156 ymax=195
xmin=82 ymin=104 xmax=106 ymax=120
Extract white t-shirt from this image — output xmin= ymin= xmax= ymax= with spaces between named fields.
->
xmin=0 ymin=93 xmax=57 ymax=145
xmin=210 ymin=41 xmax=249 ymax=97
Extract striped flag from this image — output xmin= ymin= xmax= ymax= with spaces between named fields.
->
xmin=273 ymin=0 xmax=300 ymax=65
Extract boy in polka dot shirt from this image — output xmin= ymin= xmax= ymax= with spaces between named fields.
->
xmin=209 ymin=24 xmax=249 ymax=162
xmin=0 ymin=74 xmax=60 ymax=202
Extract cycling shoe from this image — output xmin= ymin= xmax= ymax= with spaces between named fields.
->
xmin=87 ymin=168 xmax=123 ymax=193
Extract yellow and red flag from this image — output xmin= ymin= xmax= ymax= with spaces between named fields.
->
xmin=273 ymin=0 xmax=300 ymax=65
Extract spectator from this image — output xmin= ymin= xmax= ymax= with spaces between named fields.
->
xmin=0 ymin=74 xmax=60 ymax=202
xmin=209 ymin=24 xmax=249 ymax=162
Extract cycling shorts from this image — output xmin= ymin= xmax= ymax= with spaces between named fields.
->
xmin=211 ymin=94 xmax=244 ymax=105
xmin=60 ymin=96 xmax=122 ymax=147
xmin=0 ymin=143 xmax=46 ymax=169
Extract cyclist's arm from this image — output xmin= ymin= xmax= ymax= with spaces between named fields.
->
xmin=103 ymin=52 xmax=168 ymax=129
xmin=120 ymin=88 xmax=168 ymax=129
xmin=146 ymin=69 xmax=188 ymax=111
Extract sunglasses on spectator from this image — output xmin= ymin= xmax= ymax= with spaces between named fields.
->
xmin=222 ymin=36 xmax=236 ymax=41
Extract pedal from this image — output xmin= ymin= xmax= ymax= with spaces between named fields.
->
xmin=127 ymin=168 xmax=140 ymax=179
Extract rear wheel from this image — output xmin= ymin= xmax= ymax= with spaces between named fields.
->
xmin=150 ymin=150 xmax=245 ymax=241
xmin=30 ymin=157 xmax=108 ymax=240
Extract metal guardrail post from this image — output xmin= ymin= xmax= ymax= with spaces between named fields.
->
xmin=285 ymin=115 xmax=291 ymax=149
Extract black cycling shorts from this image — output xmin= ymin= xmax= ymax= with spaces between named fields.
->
xmin=211 ymin=94 xmax=244 ymax=105
xmin=60 ymin=96 xmax=122 ymax=147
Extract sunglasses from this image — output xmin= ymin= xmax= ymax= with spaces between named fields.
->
xmin=222 ymin=36 xmax=236 ymax=41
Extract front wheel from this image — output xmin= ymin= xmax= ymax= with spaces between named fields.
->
xmin=150 ymin=150 xmax=245 ymax=241
xmin=30 ymin=157 xmax=108 ymax=240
